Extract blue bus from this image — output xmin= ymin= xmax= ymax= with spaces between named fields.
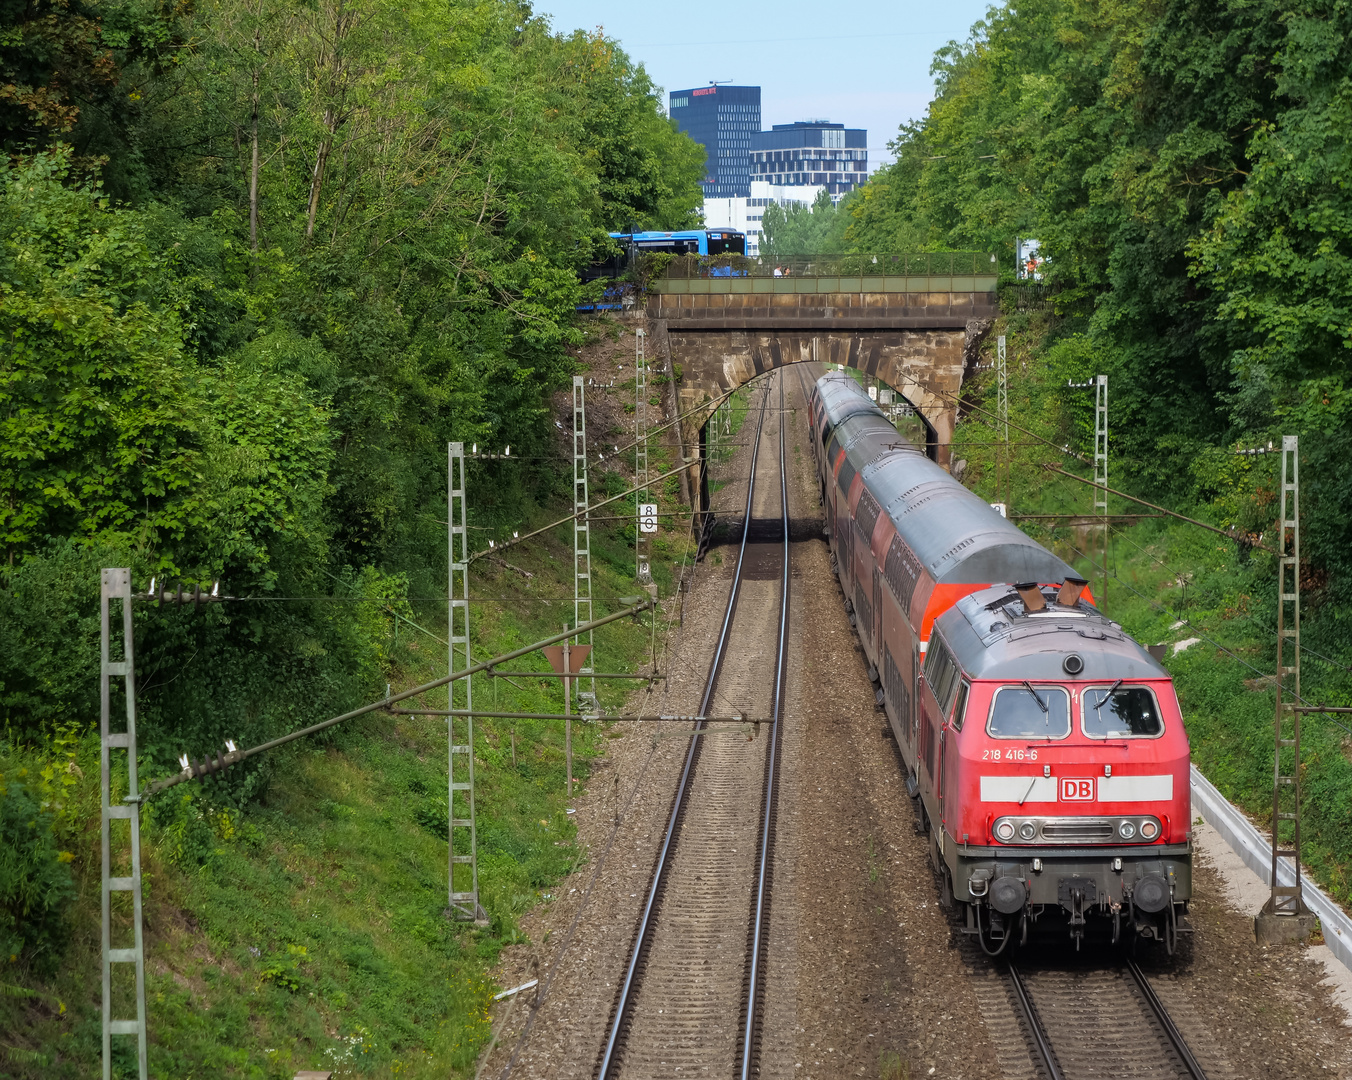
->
xmin=621 ymin=228 xmax=746 ymax=256
xmin=581 ymin=229 xmax=746 ymax=282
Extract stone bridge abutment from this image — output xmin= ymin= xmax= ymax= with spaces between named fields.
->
xmin=645 ymin=268 xmax=999 ymax=500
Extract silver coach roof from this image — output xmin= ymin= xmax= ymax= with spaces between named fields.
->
xmin=816 ymin=373 xmax=1074 ymax=585
xmin=937 ymin=584 xmax=1170 ymax=681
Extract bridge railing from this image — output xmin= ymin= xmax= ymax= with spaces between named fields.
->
xmin=653 ymin=251 xmax=997 ymax=279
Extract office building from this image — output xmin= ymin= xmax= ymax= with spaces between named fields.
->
xmin=669 ymin=85 xmax=761 ymax=198
xmin=750 ymin=121 xmax=867 ymax=199
xmin=702 ymin=181 xmax=824 ymax=257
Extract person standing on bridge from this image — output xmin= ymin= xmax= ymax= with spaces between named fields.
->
xmin=773 ymin=265 xmax=783 ymax=277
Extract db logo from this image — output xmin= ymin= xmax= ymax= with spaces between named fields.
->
xmin=1061 ymin=778 xmax=1095 ymax=802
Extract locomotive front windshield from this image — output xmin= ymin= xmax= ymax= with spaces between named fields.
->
xmin=1082 ymin=686 xmax=1163 ymax=738
xmin=987 ymin=685 xmax=1070 ymax=739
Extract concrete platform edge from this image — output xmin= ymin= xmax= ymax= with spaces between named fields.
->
xmin=1191 ymin=763 xmax=1352 ymax=971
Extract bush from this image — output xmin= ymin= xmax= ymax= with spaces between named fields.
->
xmin=0 ymin=770 xmax=75 ymax=969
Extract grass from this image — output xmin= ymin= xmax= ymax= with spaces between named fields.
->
xmin=706 ymin=384 xmax=754 ymax=497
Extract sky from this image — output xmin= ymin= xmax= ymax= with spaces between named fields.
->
xmin=533 ymin=0 xmax=997 ymax=170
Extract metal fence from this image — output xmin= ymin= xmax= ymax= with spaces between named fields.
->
xmin=654 ymin=251 xmax=997 ymax=279
xmin=1011 ymin=282 xmax=1060 ymax=311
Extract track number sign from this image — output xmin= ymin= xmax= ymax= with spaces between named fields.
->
xmin=638 ymin=503 xmax=658 ymax=534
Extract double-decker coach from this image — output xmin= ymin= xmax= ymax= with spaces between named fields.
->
xmin=809 ymin=370 xmax=1192 ymax=952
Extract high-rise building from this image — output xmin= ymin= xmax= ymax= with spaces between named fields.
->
xmin=668 ymin=85 xmax=761 ymax=198
xmin=750 ymin=121 xmax=867 ymax=199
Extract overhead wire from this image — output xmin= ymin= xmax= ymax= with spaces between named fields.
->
xmin=631 ymin=29 xmax=951 ymax=48
xmin=950 ymin=372 xmax=1352 ymax=722
xmin=1059 ymin=536 xmax=1352 ymax=740
xmin=948 ymin=368 xmax=1352 ymax=666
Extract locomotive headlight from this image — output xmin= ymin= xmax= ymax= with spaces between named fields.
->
xmin=1019 ymin=822 xmax=1037 ymax=840
xmin=995 ymin=821 xmax=1016 ymax=842
xmin=1118 ymin=820 xmax=1137 ymax=840
xmin=1140 ymin=819 xmax=1159 ymax=840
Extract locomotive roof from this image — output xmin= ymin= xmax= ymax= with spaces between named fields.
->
xmin=815 ymin=374 xmax=1074 ymax=586
xmin=936 ymin=584 xmax=1170 ymax=681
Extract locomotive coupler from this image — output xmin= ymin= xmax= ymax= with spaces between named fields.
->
xmin=1059 ymin=876 xmax=1097 ymax=949
xmin=1058 ymin=876 xmax=1097 ymax=926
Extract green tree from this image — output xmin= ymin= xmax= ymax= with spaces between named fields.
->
xmin=760 ymin=188 xmax=848 ymax=259
xmin=0 ymin=149 xmax=332 ymax=584
xmin=841 ymin=0 xmax=1352 ymax=586
xmin=1190 ymin=0 xmax=1352 ymax=582
xmin=548 ymin=30 xmax=706 ymax=232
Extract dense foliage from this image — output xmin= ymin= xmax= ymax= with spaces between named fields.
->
xmin=0 ymin=0 xmax=703 ymax=996
xmin=846 ymin=0 xmax=1352 ymax=592
xmin=2 ymin=0 xmax=703 ymax=582
xmin=1 ymin=1 xmax=701 ymax=709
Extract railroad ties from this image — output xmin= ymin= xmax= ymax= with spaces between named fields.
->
xmin=597 ymin=372 xmax=791 ymax=1080
xmin=1003 ymin=956 xmax=1211 ymax=1080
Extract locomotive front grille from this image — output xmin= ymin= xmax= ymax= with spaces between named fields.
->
xmin=1041 ymin=820 xmax=1115 ymax=841
xmin=991 ymin=814 xmax=1164 ymax=845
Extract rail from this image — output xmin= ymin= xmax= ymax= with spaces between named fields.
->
xmin=1125 ymin=958 xmax=1209 ymax=1079
xmin=1007 ymin=959 xmax=1208 ymax=1080
xmin=740 ymin=371 xmax=790 ymax=1078
xmin=596 ymin=370 xmax=790 ymax=1078
xmin=1007 ymin=962 xmax=1064 ymax=1080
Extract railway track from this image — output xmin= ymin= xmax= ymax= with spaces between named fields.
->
xmin=796 ymin=359 xmax=1210 ymax=1080
xmin=595 ymin=371 xmax=790 ymax=1080
xmin=1004 ymin=956 xmax=1209 ymax=1080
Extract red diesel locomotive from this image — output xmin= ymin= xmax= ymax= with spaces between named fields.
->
xmin=809 ymin=371 xmax=1191 ymax=952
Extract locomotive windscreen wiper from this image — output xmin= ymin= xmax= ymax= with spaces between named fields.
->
xmin=1094 ymin=678 xmax=1124 ymax=711
xmin=1022 ymin=680 xmax=1047 ymax=713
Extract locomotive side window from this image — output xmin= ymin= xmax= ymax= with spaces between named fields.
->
xmin=1082 ymin=686 xmax=1164 ymax=738
xmin=987 ymin=685 xmax=1070 ymax=739
xmin=951 ymin=680 xmax=970 ymax=731
xmin=923 ymin=639 xmax=960 ymax=714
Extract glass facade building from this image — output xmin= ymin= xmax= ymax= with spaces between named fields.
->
xmin=668 ymin=85 xmax=762 ymax=198
xmin=749 ymin=121 xmax=868 ymax=198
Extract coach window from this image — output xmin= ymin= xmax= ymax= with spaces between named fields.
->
xmin=1082 ymin=685 xmax=1164 ymax=738
xmin=987 ymin=685 xmax=1070 ymax=739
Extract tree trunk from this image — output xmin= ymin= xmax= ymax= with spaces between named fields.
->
xmin=306 ymin=119 xmax=334 ymax=239
xmin=249 ymin=49 xmax=260 ymax=254
xmin=303 ymin=0 xmax=357 ymax=242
